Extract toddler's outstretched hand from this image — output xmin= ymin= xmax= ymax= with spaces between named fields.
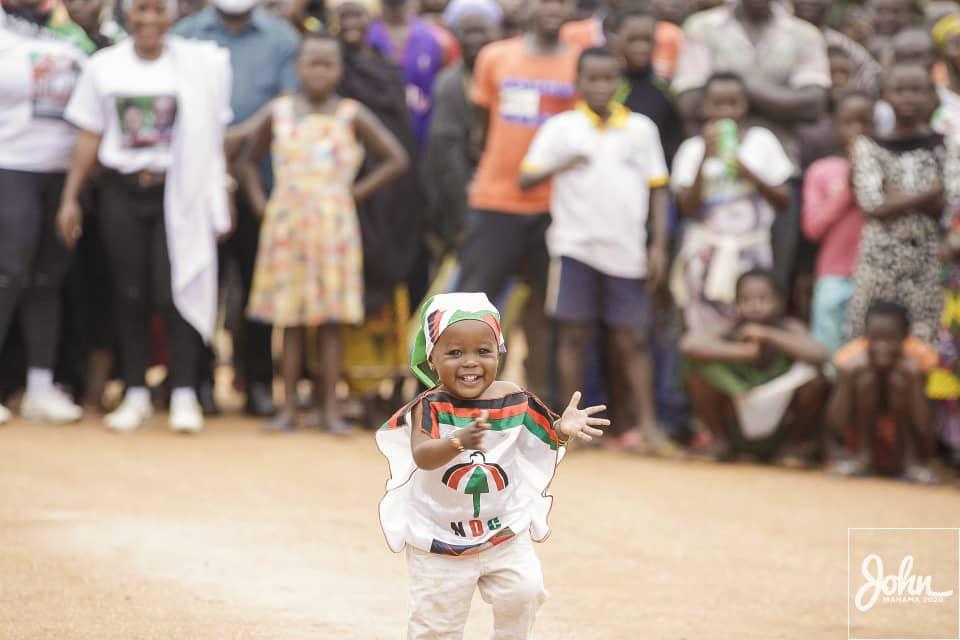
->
xmin=557 ymin=391 xmax=608 ymax=443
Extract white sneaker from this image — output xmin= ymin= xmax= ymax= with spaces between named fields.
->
xmin=20 ymin=388 xmax=83 ymax=424
xmin=169 ymin=395 xmax=203 ymax=433
xmin=105 ymin=394 xmax=153 ymax=432
xmin=0 ymin=402 xmax=10 ymax=425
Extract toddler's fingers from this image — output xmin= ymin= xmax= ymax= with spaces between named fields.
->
xmin=566 ymin=391 xmax=582 ymax=411
xmin=469 ymin=410 xmax=490 ymax=429
xmin=576 ymin=432 xmax=593 ymax=442
xmin=582 ymin=426 xmax=604 ymax=437
xmin=583 ymin=404 xmax=607 ymax=416
xmin=587 ymin=417 xmax=610 ymax=427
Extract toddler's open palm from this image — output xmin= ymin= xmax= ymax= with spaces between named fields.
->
xmin=557 ymin=391 xmax=608 ymax=443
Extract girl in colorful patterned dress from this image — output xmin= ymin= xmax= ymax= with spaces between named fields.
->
xmin=376 ymin=292 xmax=607 ymax=639
xmin=242 ymin=33 xmax=409 ymax=432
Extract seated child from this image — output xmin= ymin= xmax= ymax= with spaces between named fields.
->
xmin=376 ymin=292 xmax=608 ymax=639
xmin=682 ymin=269 xmax=830 ymax=463
xmin=829 ymin=301 xmax=939 ymax=482
xmin=517 ymin=46 xmax=671 ymax=454
xmin=670 ymin=72 xmax=793 ymax=333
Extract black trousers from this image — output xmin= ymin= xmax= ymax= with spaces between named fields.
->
xmin=0 ymin=168 xmax=71 ymax=371
xmin=99 ymin=171 xmax=201 ymax=389
xmin=455 ymin=209 xmax=552 ymax=400
xmin=218 ymin=191 xmax=273 ymax=386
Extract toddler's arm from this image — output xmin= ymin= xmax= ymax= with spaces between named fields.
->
xmin=410 ymin=405 xmax=491 ymax=471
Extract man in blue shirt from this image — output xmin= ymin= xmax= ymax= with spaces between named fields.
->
xmin=173 ymin=0 xmax=299 ymax=417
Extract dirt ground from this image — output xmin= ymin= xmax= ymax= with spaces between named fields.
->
xmin=2 ymin=414 xmax=959 ymax=640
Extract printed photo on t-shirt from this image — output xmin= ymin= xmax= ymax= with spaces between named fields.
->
xmin=30 ymin=52 xmax=81 ymax=119
xmin=115 ymin=95 xmax=178 ymax=149
xmin=499 ymin=78 xmax=575 ymax=127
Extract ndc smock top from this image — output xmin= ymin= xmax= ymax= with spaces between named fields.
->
xmin=376 ymin=388 xmax=563 ymax=556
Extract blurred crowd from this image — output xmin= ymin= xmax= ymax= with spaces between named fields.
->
xmin=3 ymin=0 xmax=960 ymax=484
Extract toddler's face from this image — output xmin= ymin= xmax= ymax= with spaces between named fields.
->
xmin=430 ymin=320 xmax=499 ymax=399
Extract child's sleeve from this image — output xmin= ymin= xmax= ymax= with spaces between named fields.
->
xmin=642 ymin=120 xmax=669 ymax=189
xmin=670 ymin=14 xmax=711 ymax=96
xmin=802 ymin=160 xmax=855 ymax=242
xmin=850 ymin=135 xmax=885 ymax=213
xmin=788 ymin=26 xmax=831 ymax=90
xmin=519 ymin=391 xmax=562 ymax=451
xmin=740 ymin=128 xmax=793 ymax=187
xmin=64 ymin=58 xmax=105 ymax=134
xmin=670 ymin=136 xmax=705 ymax=191
xmin=520 ymin=117 xmax=563 ymax=174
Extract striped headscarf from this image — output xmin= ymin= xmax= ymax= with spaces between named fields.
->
xmin=411 ymin=292 xmax=506 ymax=387
xmin=933 ymin=14 xmax=960 ymax=48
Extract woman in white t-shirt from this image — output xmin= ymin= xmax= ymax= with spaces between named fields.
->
xmin=0 ymin=22 xmax=86 ymax=426
xmin=57 ymin=0 xmax=233 ymax=433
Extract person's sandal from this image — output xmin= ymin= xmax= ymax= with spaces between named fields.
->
xmin=900 ymin=465 xmax=941 ymax=485
xmin=828 ymin=458 xmax=871 ymax=478
xmin=264 ymin=413 xmax=296 ymax=433
xmin=326 ymin=418 xmax=354 ymax=437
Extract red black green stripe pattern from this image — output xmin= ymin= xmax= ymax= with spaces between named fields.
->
xmin=380 ymin=389 xmax=561 ymax=450
xmin=428 ymin=527 xmax=516 ymax=556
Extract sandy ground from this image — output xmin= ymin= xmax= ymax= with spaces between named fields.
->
xmin=2 ymin=414 xmax=960 ymax=640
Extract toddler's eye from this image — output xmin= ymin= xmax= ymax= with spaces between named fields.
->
xmin=478 ymin=348 xmax=491 ymax=355
xmin=447 ymin=349 xmax=462 ymax=358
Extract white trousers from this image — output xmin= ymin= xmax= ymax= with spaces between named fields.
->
xmin=406 ymin=533 xmax=547 ymax=640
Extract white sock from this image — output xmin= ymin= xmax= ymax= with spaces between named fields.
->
xmin=171 ymin=387 xmax=197 ymax=406
xmin=26 ymin=368 xmax=54 ymax=395
xmin=125 ymin=387 xmax=151 ymax=406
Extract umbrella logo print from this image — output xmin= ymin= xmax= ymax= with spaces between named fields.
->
xmin=441 ymin=452 xmax=509 ymax=518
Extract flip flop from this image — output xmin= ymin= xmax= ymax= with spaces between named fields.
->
xmin=900 ymin=465 xmax=941 ymax=485
xmin=828 ymin=458 xmax=871 ymax=478
xmin=327 ymin=419 xmax=355 ymax=437
xmin=264 ymin=413 xmax=296 ymax=433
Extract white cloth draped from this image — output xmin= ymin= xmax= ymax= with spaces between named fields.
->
xmin=164 ymin=35 xmax=232 ymax=342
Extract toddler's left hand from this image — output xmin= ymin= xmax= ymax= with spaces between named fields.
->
xmin=557 ymin=391 xmax=608 ymax=443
